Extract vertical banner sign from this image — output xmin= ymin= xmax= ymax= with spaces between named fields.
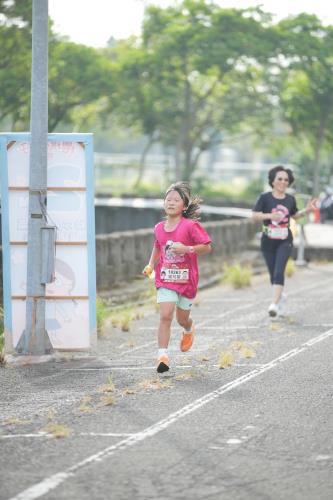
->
xmin=0 ymin=133 xmax=97 ymax=351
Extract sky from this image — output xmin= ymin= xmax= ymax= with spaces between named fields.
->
xmin=49 ymin=1 xmax=333 ymax=48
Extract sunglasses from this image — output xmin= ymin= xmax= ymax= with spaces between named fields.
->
xmin=276 ymin=177 xmax=289 ymax=182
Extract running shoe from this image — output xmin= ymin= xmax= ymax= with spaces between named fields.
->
xmin=268 ymin=303 xmax=279 ymax=317
xmin=180 ymin=323 xmax=195 ymax=352
xmin=157 ymin=354 xmax=170 ymax=373
xmin=278 ymin=294 xmax=287 ymax=316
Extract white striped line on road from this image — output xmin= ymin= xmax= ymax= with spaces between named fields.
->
xmin=8 ymin=327 xmax=333 ymax=500
xmin=0 ymin=432 xmax=135 ymax=440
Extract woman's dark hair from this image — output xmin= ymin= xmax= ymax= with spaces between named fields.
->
xmin=165 ymin=181 xmax=202 ymax=220
xmin=268 ymin=165 xmax=295 ymax=188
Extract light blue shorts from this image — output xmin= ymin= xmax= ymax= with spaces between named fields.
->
xmin=157 ymin=287 xmax=193 ymax=310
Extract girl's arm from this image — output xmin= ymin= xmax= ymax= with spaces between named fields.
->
xmin=171 ymin=243 xmax=212 ymax=256
xmin=143 ymin=246 xmax=160 ymax=275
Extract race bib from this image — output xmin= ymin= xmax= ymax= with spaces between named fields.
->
xmin=267 ymin=225 xmax=288 ymax=240
xmin=160 ymin=265 xmax=190 ymax=283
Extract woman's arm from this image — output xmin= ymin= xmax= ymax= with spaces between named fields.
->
xmin=292 ymin=198 xmax=318 ymax=220
xmin=252 ymin=212 xmax=282 ymax=222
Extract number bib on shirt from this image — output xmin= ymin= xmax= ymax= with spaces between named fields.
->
xmin=160 ymin=264 xmax=190 ymax=283
xmin=267 ymin=224 xmax=288 ymax=240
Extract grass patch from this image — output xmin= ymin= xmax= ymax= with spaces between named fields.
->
xmin=78 ymin=396 xmax=93 ymax=413
xmin=2 ymin=417 xmax=30 ymax=426
xmin=223 ymin=263 xmax=252 ymax=289
xmin=99 ymin=375 xmax=116 ymax=393
xmin=96 ymin=297 xmax=108 ymax=336
xmin=218 ymin=351 xmax=234 ymax=369
xmin=100 ymin=395 xmax=117 ymax=406
xmin=109 ymin=309 xmax=132 ymax=331
xmin=43 ymin=423 xmax=71 ymax=439
xmin=0 ymin=307 xmax=5 ymax=365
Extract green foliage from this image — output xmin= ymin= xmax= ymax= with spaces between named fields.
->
xmin=48 ymin=41 xmax=114 ymax=131
xmin=1 ymin=0 xmax=333 ymax=193
xmin=107 ymin=1 xmax=276 ymax=183
xmin=223 ymin=263 xmax=252 ymax=289
xmin=277 ymin=16 xmax=333 ymax=194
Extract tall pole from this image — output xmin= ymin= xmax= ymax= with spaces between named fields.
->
xmin=16 ymin=0 xmax=53 ymax=355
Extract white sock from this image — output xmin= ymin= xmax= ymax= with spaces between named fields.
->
xmin=184 ymin=320 xmax=194 ymax=333
xmin=158 ymin=348 xmax=168 ymax=358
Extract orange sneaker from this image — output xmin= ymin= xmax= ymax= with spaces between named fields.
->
xmin=180 ymin=323 xmax=195 ymax=352
xmin=157 ymin=355 xmax=170 ymax=373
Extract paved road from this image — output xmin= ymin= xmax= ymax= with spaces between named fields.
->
xmin=1 ymin=263 xmax=333 ymax=500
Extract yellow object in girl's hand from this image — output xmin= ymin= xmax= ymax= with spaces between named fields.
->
xmin=143 ymin=265 xmax=155 ymax=279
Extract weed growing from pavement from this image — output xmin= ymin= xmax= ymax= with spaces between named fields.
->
xmin=175 ymin=369 xmax=199 ymax=380
xmin=96 ymin=297 xmax=108 ymax=336
xmin=239 ymin=346 xmax=256 ymax=358
xmin=269 ymin=323 xmax=282 ymax=331
xmin=230 ymin=340 xmax=244 ymax=351
xmin=0 ymin=307 xmax=5 ymax=365
xmin=137 ymin=377 xmax=173 ymax=391
xmin=97 ymin=294 xmax=155 ymax=337
xmin=78 ymin=396 xmax=93 ymax=413
xmin=285 ymin=258 xmax=296 ymax=277
xmin=121 ymin=377 xmax=173 ymax=396
xmin=99 ymin=375 xmax=116 ymax=393
xmin=43 ymin=423 xmax=71 ymax=439
xmin=223 ymin=263 xmax=252 ymax=289
xmin=218 ymin=351 xmax=234 ymax=369
xmin=2 ymin=417 xmax=31 ymax=426
xmin=46 ymin=408 xmax=57 ymax=422
xmin=101 ymin=395 xmax=117 ymax=406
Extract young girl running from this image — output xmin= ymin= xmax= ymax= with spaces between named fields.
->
xmin=143 ymin=182 xmax=212 ymax=373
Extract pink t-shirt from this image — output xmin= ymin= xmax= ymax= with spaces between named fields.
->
xmin=154 ymin=217 xmax=212 ymax=299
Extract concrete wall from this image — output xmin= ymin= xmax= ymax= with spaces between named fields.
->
xmin=95 ymin=219 xmax=259 ymax=291
xmin=95 ymin=205 xmax=233 ymax=234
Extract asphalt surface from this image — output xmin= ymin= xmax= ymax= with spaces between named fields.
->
xmin=1 ymin=263 xmax=333 ymax=500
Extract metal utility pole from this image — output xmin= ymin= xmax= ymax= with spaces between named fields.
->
xmin=16 ymin=0 xmax=53 ymax=355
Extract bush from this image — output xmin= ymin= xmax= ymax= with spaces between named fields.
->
xmin=223 ymin=263 xmax=252 ymax=288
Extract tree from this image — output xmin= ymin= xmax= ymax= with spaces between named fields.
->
xmin=0 ymin=0 xmax=32 ymax=128
xmin=48 ymin=41 xmax=114 ymax=131
xmin=108 ymin=0 xmax=276 ymax=183
xmin=276 ymin=15 xmax=333 ymax=194
xmin=0 ymin=1 xmax=114 ymax=132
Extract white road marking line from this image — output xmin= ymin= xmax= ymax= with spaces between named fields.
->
xmin=140 ymin=326 xmax=259 ymax=331
xmin=232 ymin=363 xmax=266 ymax=367
xmin=0 ymin=432 xmax=135 ymax=440
xmin=62 ymin=365 xmax=194 ymax=371
xmin=8 ymin=327 xmax=333 ymax=500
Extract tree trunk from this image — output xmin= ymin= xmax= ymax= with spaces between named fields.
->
xmin=133 ymin=133 xmax=156 ymax=189
xmin=313 ymin=116 xmax=326 ymax=196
